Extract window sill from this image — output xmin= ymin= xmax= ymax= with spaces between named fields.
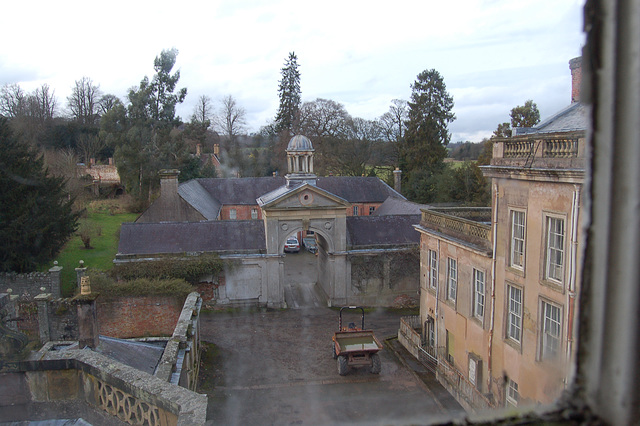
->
xmin=539 ymin=279 xmax=565 ymax=294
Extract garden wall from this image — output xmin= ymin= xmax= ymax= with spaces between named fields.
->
xmin=0 ymin=266 xmax=63 ymax=299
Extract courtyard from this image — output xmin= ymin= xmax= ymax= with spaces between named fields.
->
xmin=198 ymin=251 xmax=465 ymax=424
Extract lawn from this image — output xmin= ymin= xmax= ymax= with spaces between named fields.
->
xmin=48 ymin=203 xmax=138 ymax=296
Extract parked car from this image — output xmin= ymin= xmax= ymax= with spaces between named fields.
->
xmin=284 ymin=236 xmax=300 ymax=253
xmin=303 ymin=236 xmax=317 ymax=253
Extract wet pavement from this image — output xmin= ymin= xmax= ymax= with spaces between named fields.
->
xmin=198 ymin=252 xmax=466 ymax=425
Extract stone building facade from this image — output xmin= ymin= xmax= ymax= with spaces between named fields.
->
xmin=410 ymin=57 xmax=587 ymax=409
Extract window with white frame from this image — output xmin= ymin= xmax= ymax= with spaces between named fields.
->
xmin=541 ymin=300 xmax=562 ymax=360
xmin=507 ymin=285 xmax=523 ymax=343
xmin=447 ymin=258 xmax=457 ymax=302
xmin=229 ymin=208 xmax=237 ymax=220
xmin=369 ymin=206 xmax=375 ymax=215
xmin=428 ymin=250 xmax=438 ymax=289
xmin=545 ymin=216 xmax=565 ymax=283
xmin=473 ymin=269 xmax=485 ymax=320
xmin=353 ymin=206 xmax=359 ymax=216
xmin=510 ymin=210 xmax=526 ymax=269
xmin=251 ymin=208 xmax=258 ymax=220
xmin=506 ymin=379 xmax=519 ymax=407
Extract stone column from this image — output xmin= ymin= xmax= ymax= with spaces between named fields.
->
xmin=34 ymin=292 xmax=52 ymax=344
xmin=73 ymin=276 xmax=100 ymax=349
xmin=48 ymin=261 xmax=63 ymax=298
xmin=75 ymin=260 xmax=87 ymax=294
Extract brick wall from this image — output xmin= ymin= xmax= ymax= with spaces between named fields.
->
xmin=220 ymin=204 xmax=261 ymax=220
xmin=96 ymin=296 xmax=185 ymax=338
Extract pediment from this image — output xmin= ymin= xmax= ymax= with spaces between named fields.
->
xmin=259 ymin=183 xmax=349 ymax=210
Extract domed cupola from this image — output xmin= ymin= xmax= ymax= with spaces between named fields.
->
xmin=285 ymin=135 xmax=316 ymax=187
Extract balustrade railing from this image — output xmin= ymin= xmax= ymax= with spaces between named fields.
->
xmin=421 ymin=209 xmax=491 ymax=241
xmin=500 ymin=136 xmax=580 ymax=160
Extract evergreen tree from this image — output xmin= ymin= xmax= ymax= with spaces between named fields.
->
xmin=114 ymin=49 xmax=190 ymax=199
xmin=275 ymin=52 xmax=301 ymax=135
xmin=0 ymin=118 xmax=80 ymax=272
xmin=400 ymin=69 xmax=455 ymax=203
xmin=493 ymin=100 xmax=541 ymax=137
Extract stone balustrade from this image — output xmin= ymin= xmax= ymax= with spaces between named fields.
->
xmin=421 ymin=209 xmax=491 ymax=242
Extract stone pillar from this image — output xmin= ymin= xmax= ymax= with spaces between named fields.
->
xmin=75 ymin=260 xmax=87 ymax=293
xmin=34 ymin=292 xmax=52 ymax=344
xmin=393 ymin=167 xmax=402 ymax=194
xmin=73 ymin=276 xmax=100 ymax=349
xmin=48 ymin=262 xmax=63 ymax=298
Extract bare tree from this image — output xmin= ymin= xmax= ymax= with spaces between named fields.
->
xmin=76 ymin=133 xmax=105 ymax=164
xmin=214 ymin=95 xmax=246 ymax=143
xmin=378 ymin=99 xmax=408 ymax=143
xmin=191 ymin=94 xmax=213 ymax=129
xmin=98 ymin=94 xmax=121 ymax=116
xmin=0 ymin=83 xmax=27 ymax=118
xmin=297 ymin=98 xmax=351 ymax=138
xmin=68 ymin=77 xmax=101 ymax=125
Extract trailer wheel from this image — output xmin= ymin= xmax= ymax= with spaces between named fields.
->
xmin=370 ymin=353 xmax=381 ymax=374
xmin=338 ymin=355 xmax=349 ymax=376
xmin=332 ymin=343 xmax=337 ymax=359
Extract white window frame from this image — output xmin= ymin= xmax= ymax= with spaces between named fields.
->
xmin=506 ymin=379 xmax=519 ymax=407
xmin=473 ymin=269 xmax=485 ymax=321
xmin=229 ymin=208 xmax=237 ymax=220
xmin=369 ymin=206 xmax=375 ymax=215
xmin=545 ymin=215 xmax=565 ymax=284
xmin=510 ymin=210 xmax=526 ymax=269
xmin=447 ymin=258 xmax=457 ymax=302
xmin=540 ymin=299 xmax=562 ymax=360
xmin=251 ymin=208 xmax=258 ymax=220
xmin=507 ymin=285 xmax=523 ymax=344
xmin=353 ymin=206 xmax=359 ymax=216
xmin=428 ymin=250 xmax=438 ymax=289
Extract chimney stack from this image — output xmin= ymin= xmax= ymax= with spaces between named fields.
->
xmin=196 ymin=144 xmax=202 ymax=157
xmin=393 ymin=167 xmax=402 ymax=194
xmin=569 ymin=56 xmax=582 ymax=104
xmin=214 ymin=144 xmax=220 ymax=156
xmin=159 ymin=169 xmax=180 ymax=200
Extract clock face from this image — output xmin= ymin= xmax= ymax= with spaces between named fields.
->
xmin=299 ymin=191 xmax=313 ymax=205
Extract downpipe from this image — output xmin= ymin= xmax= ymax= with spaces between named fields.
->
xmin=487 ymin=183 xmax=498 ymax=394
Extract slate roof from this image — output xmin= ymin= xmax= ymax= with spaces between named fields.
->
xmin=316 ymin=177 xmax=404 ymax=203
xmin=193 ymin=176 xmax=286 ymax=205
xmin=118 ymin=220 xmax=266 ymax=256
xmin=373 ymin=197 xmax=429 ymax=216
xmin=346 ymin=215 xmax=421 ymax=247
xmin=514 ymin=102 xmax=588 ymax=135
xmin=184 ymin=175 xmax=404 ymax=207
xmin=96 ymin=336 xmax=165 ymax=375
xmin=178 ymin=180 xmax=221 ymax=220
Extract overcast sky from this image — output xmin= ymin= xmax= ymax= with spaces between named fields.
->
xmin=1 ymin=0 xmax=585 ymax=142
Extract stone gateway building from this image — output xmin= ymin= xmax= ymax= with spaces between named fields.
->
xmin=116 ymin=135 xmax=421 ymax=308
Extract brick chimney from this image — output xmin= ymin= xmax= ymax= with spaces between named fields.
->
xmin=160 ymin=169 xmax=180 ymax=200
xmin=214 ymin=144 xmax=220 ymax=156
xmin=196 ymin=143 xmax=202 ymax=157
xmin=570 ymin=56 xmax=582 ymax=103
xmin=393 ymin=167 xmax=402 ymax=194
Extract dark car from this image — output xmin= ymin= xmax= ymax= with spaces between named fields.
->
xmin=284 ymin=236 xmax=300 ymax=253
xmin=303 ymin=236 xmax=317 ymax=253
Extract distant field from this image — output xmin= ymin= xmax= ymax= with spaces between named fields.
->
xmin=49 ymin=204 xmax=138 ymax=296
